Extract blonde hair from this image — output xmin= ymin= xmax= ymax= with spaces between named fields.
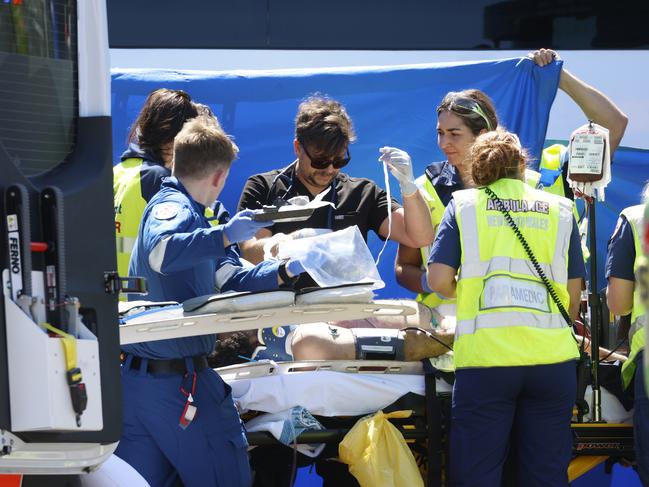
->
xmin=470 ymin=129 xmax=528 ymax=187
xmin=173 ymin=115 xmax=239 ymax=179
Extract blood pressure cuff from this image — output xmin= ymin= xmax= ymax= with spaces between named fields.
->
xmin=351 ymin=329 xmax=405 ymax=360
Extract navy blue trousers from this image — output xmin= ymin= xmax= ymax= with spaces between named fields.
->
xmin=449 ymin=361 xmax=576 ymax=487
xmin=115 ymin=357 xmax=252 ymax=487
xmin=635 ymin=351 xmax=649 ymax=485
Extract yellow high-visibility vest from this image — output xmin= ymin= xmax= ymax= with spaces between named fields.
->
xmin=538 ymin=144 xmax=568 ymax=198
xmin=114 ymin=159 xmax=218 ymax=280
xmin=619 ymin=205 xmax=646 ymax=389
xmin=114 ymin=158 xmax=148 ymax=278
xmin=452 ymin=178 xmax=579 ymax=368
xmin=416 ymin=164 xmax=561 ymax=310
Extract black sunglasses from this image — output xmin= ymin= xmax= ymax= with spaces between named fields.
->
xmin=301 ymin=143 xmax=351 ymax=170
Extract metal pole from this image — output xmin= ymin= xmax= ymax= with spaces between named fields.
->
xmin=589 ymin=199 xmax=602 ymax=422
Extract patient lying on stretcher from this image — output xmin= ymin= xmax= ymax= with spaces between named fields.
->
xmin=210 ymin=304 xmax=625 ymax=369
xmin=288 ymin=321 xmax=626 ymax=363
xmin=209 ymin=300 xmax=454 ymax=367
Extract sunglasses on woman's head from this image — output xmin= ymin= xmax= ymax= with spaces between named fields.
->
xmin=301 ymin=143 xmax=351 ymax=169
xmin=440 ymin=96 xmax=493 ymax=131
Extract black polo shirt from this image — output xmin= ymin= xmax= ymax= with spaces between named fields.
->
xmin=237 ymin=161 xmax=401 ymax=242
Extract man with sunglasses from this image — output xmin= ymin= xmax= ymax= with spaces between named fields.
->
xmin=237 ymin=95 xmax=433 ymax=275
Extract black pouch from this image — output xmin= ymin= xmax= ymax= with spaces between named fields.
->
xmin=575 ymin=351 xmax=592 ymax=419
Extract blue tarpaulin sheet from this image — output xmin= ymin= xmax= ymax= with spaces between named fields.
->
xmin=111 ymin=58 xmax=648 ymax=298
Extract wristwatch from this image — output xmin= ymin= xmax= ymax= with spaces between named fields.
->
xmin=278 ymin=259 xmax=298 ymax=288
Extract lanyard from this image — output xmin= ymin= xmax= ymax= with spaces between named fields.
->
xmin=271 ymin=163 xmax=338 ymax=230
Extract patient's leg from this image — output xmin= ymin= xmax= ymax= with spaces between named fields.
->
xmin=291 ymin=324 xmax=356 ymax=360
xmin=402 ymin=327 xmax=454 ymax=361
xmin=291 ymin=324 xmax=455 ymax=361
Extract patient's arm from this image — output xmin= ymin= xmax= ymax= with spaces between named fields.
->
xmin=291 ymin=323 xmax=454 ymax=362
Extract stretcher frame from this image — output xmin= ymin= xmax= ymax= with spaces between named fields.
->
xmin=119 ymin=290 xmax=636 ymax=485
xmin=119 ymin=294 xmax=416 ymax=345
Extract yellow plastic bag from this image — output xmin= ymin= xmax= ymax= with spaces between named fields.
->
xmin=339 ymin=410 xmax=424 ymax=487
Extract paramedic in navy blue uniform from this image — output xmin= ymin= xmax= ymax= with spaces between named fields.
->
xmin=236 ymin=95 xmax=434 ymax=271
xmin=116 ymin=116 xmax=309 ymax=487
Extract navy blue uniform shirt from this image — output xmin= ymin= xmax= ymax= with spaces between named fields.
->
xmin=120 ymin=143 xmax=171 ymax=202
xmin=605 ymin=216 xmax=636 ymax=281
xmin=124 ymin=177 xmax=281 ymax=359
xmin=424 ymin=161 xmax=464 ymax=207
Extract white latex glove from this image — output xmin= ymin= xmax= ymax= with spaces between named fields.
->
xmin=378 ymin=146 xmax=417 ymax=196
xmin=263 ymin=232 xmax=292 ymax=259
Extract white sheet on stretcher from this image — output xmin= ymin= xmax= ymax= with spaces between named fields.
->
xmin=224 ymin=371 xmax=632 ymax=424
xmin=226 ymin=371 xmax=451 ymax=417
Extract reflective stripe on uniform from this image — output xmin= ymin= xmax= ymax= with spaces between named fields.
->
xmin=456 ymin=195 xmax=572 ymax=284
xmin=215 ymin=263 xmax=239 ymax=290
xmin=456 ymin=312 xmax=567 ymax=338
xmin=630 ymin=314 xmax=647 ymax=343
xmin=149 ymin=236 xmax=171 ymax=273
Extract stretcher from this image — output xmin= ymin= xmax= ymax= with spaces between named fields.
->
xmin=119 ymin=284 xmax=415 ymax=345
xmin=118 ymin=287 xmax=636 ymax=486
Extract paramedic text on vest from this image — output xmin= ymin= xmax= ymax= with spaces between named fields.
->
xmin=427 ymin=130 xmax=585 ymax=487
xmin=606 ymin=203 xmax=649 ymax=485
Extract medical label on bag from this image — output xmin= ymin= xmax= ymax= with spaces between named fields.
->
xmin=480 ymin=275 xmax=550 ymax=313
xmin=569 ymin=132 xmax=605 ymax=175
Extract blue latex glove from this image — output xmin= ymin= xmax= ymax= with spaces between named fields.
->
xmin=286 ymin=259 xmax=305 ymax=277
xmin=222 ymin=209 xmax=272 ymax=244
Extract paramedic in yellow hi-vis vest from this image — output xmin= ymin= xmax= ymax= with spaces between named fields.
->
xmin=427 ymin=130 xmax=586 ymax=487
xmin=606 ymin=198 xmax=649 ymax=485
xmin=395 ymin=48 xmax=627 ymax=319
xmin=114 ymin=89 xmax=200 ymax=278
